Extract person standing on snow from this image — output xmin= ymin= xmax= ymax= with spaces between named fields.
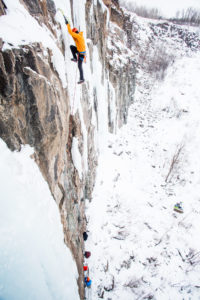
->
xmin=64 ymin=17 xmax=86 ymax=84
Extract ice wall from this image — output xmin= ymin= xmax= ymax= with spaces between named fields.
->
xmin=0 ymin=139 xmax=79 ymax=300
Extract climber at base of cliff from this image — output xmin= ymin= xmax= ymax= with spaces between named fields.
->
xmin=64 ymin=17 xmax=86 ymax=84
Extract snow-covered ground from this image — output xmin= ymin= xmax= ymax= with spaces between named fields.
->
xmin=0 ymin=140 xmax=79 ymax=300
xmin=86 ymin=53 xmax=200 ymax=299
xmin=1 ymin=1 xmax=200 ymax=299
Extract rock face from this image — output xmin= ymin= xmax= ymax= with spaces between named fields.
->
xmin=86 ymin=0 xmax=136 ymax=128
xmin=0 ymin=0 xmax=6 ymax=16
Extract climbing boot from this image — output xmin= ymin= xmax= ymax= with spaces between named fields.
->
xmin=78 ymin=79 xmax=85 ymax=84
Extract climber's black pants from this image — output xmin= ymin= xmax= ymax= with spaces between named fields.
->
xmin=70 ymin=45 xmax=84 ymax=81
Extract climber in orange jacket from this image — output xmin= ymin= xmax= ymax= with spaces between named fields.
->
xmin=65 ymin=18 xmax=86 ymax=84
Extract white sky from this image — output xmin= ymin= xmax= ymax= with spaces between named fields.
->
xmin=121 ymin=0 xmax=200 ymax=18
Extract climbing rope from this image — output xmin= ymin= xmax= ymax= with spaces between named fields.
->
xmin=88 ymin=285 xmax=92 ymax=300
xmin=72 ymin=60 xmax=78 ymax=114
xmin=84 ymin=285 xmax=92 ymax=300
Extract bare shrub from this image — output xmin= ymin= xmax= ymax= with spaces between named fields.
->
xmin=124 ymin=278 xmax=141 ymax=289
xmin=143 ymin=294 xmax=154 ymax=300
xmin=120 ymin=1 xmax=162 ymax=20
xmin=103 ymin=260 xmax=109 ymax=272
xmin=186 ymin=249 xmax=200 ymax=267
xmin=134 ymin=6 xmax=161 ymax=20
xmin=170 ymin=7 xmax=200 ymax=26
xmin=104 ymin=274 xmax=115 ymax=292
xmin=150 ymin=46 xmax=174 ymax=80
xmin=165 ymin=143 xmax=184 ymax=183
xmin=97 ymin=286 xmax=104 ymax=298
xmin=121 ymin=258 xmax=132 ymax=269
xmin=140 ymin=42 xmax=175 ymax=80
xmin=124 ymin=277 xmax=145 ymax=290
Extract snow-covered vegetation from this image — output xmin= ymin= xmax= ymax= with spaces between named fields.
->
xmin=86 ymin=53 xmax=200 ymax=299
xmin=120 ymin=1 xmax=162 ymax=20
xmin=170 ymin=7 xmax=200 ymax=26
xmin=120 ymin=0 xmax=200 ymax=26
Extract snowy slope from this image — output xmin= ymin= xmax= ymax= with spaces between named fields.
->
xmin=86 ymin=53 xmax=200 ymax=299
xmin=0 ymin=139 xmax=79 ymax=300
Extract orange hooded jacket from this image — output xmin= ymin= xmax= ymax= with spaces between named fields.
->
xmin=67 ymin=24 xmax=86 ymax=53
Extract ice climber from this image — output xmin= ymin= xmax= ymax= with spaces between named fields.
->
xmin=83 ymin=231 xmax=88 ymax=241
xmin=65 ymin=17 xmax=86 ymax=84
xmin=83 ymin=265 xmax=88 ymax=272
xmin=174 ymin=202 xmax=183 ymax=213
xmin=84 ymin=276 xmax=92 ymax=288
xmin=84 ymin=251 xmax=91 ymax=259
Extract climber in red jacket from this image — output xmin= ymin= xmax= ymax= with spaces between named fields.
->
xmin=64 ymin=17 xmax=86 ymax=84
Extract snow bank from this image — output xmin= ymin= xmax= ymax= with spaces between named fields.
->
xmin=0 ymin=139 xmax=79 ymax=300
